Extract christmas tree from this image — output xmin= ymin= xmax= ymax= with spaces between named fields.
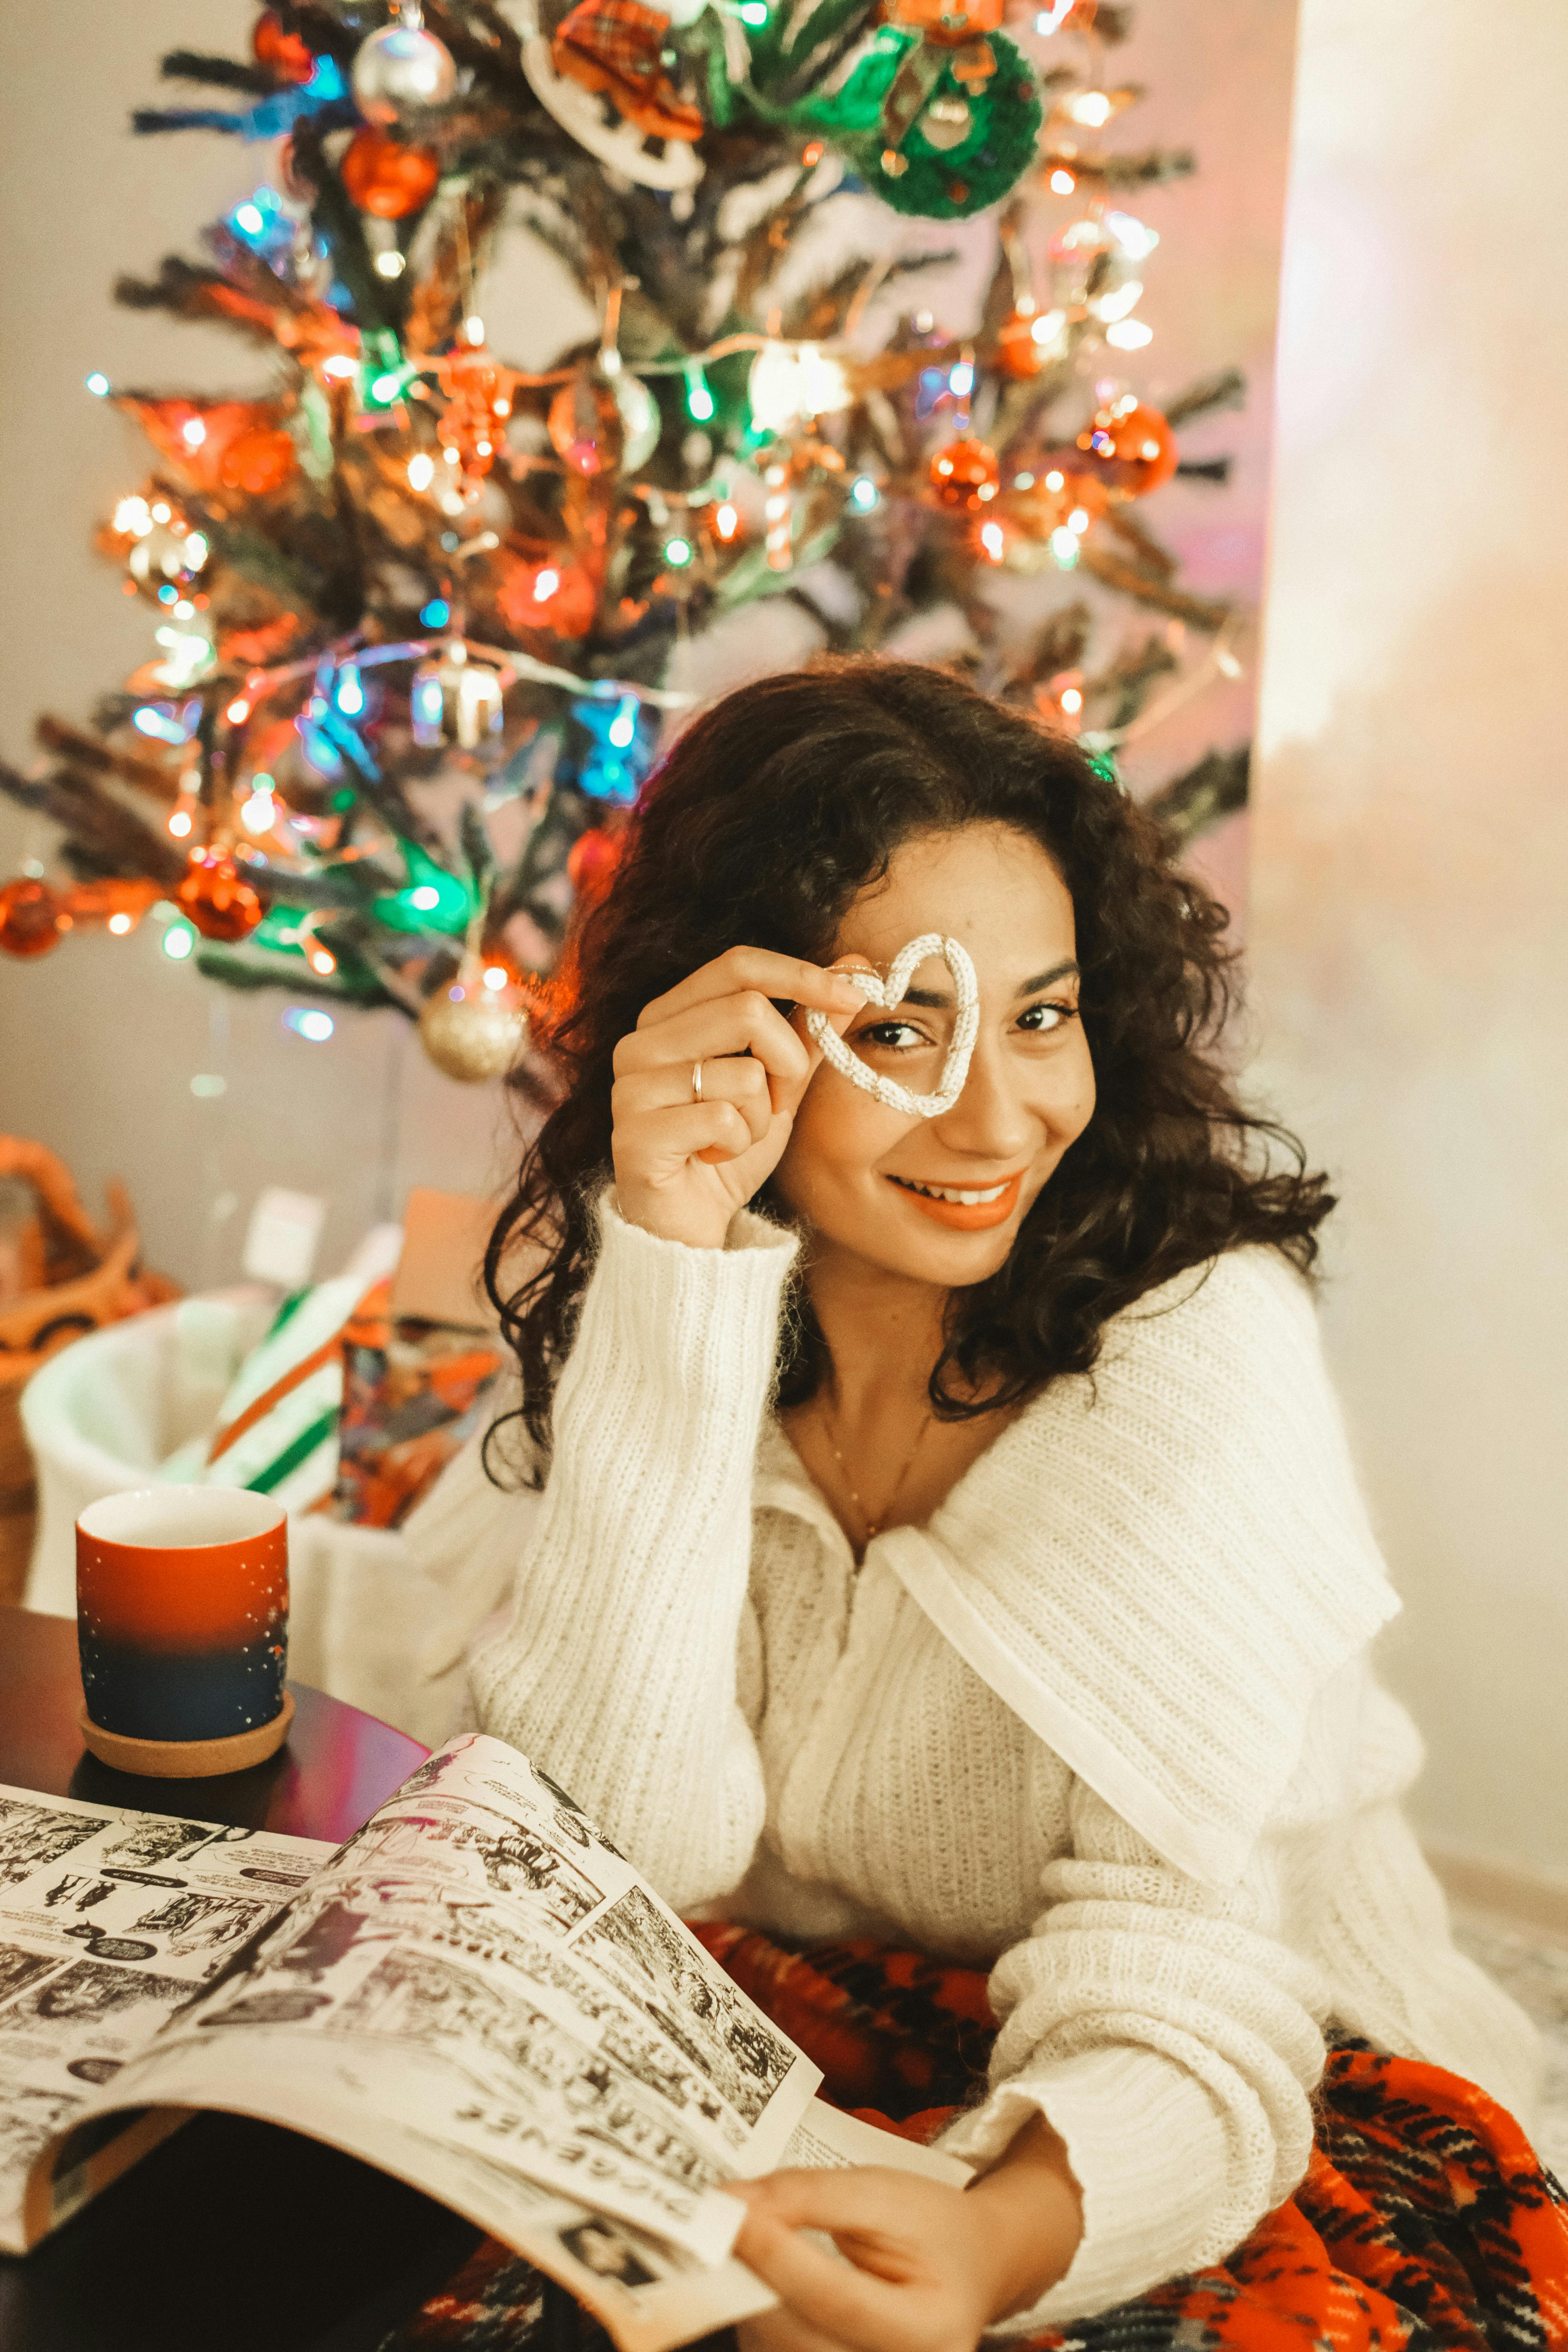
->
xmin=0 ymin=0 xmax=1246 ymax=1086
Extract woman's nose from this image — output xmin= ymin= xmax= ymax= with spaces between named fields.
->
xmin=929 ymin=1033 xmax=1035 ymax=1161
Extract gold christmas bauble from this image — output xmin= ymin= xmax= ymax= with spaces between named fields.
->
xmin=419 ymin=980 xmax=529 ymax=1082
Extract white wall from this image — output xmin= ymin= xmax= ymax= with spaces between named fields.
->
xmin=1251 ymin=0 xmax=1568 ymax=1871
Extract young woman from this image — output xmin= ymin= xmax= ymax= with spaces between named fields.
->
xmin=405 ymin=660 xmax=1557 ymax=2352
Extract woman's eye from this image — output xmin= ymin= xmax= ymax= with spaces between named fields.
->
xmin=856 ymin=1020 xmax=929 ymax=1052
xmin=1017 ymin=1001 xmax=1073 ymax=1034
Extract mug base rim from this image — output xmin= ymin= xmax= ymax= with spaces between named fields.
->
xmin=77 ymin=1691 xmax=295 ymax=1779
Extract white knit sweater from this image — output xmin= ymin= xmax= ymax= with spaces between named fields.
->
xmin=407 ymin=1191 xmax=1542 ymax=2331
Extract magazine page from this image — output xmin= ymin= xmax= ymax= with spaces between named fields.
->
xmin=31 ymin=1735 xmax=822 ymax=2280
xmin=0 ymin=1783 xmax=329 ymax=2253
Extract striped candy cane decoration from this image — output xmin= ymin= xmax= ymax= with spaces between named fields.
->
xmin=764 ymin=460 xmax=792 ymax=572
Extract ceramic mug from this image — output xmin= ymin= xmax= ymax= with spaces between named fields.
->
xmin=76 ymin=1487 xmax=292 ymax=1777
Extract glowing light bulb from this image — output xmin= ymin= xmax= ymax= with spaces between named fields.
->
xmin=370 ymin=373 xmax=402 ymax=402
xmin=420 ymin=598 xmax=450 ymax=629
xmin=1031 ymin=308 xmax=1067 ymax=347
xmin=464 ymin=315 xmax=486 ymax=346
xmin=1066 ymin=90 xmax=1113 ymax=126
xmin=740 ymin=2 xmax=767 ymax=22
xmin=308 ymin=946 xmax=337 ymax=975
xmin=283 ymin=1007 xmax=335 ymax=1042
xmin=949 ymin=359 xmax=975 ymax=399
xmin=374 ymin=250 xmax=406 ymax=278
xmin=1060 ymin=685 xmax=1083 ymax=714
xmin=1106 ymin=320 xmax=1153 ymax=349
xmin=607 ymin=694 xmax=638 ymax=749
xmin=168 ymin=808 xmax=194 ymax=838
xmin=1093 ymin=280 xmax=1144 ymax=323
xmin=226 ymin=698 xmax=251 ymax=726
xmin=1216 ymin=648 xmax=1243 ymax=679
xmin=335 ymin=662 xmax=365 ymax=717
xmin=85 ymin=372 xmax=110 ymax=397
xmin=850 ymin=476 xmax=879 ymax=512
xmin=533 ymin=567 xmax=560 ymax=600
xmin=1050 ymin=526 xmax=1079 ymax=567
xmin=1069 ymin=506 xmax=1090 ymax=533
xmin=151 ymin=502 xmax=171 ymax=525
xmin=235 ymin=204 xmax=265 ymax=235
xmin=1045 ymin=469 xmax=1065 ymax=492
xmin=980 ymin=521 xmax=1004 ymax=561
xmin=162 ymin=919 xmax=196 ymax=959
xmin=407 ymin=452 xmax=436 ymax=492
xmin=108 ymin=912 xmax=133 ymax=935
xmin=482 ymin=964 xmax=509 ymax=991
xmin=685 ymin=365 xmax=715 ymax=422
xmin=407 ymin=885 xmax=441 ymax=912
xmin=113 ymin=496 xmax=152 ymax=536
xmin=713 ymin=501 xmax=740 ymax=541
xmin=182 ymin=416 xmax=207 ymax=448
xmin=664 ymin=536 xmax=694 ymax=568
xmin=1014 ymin=472 xmax=1035 ymax=490
xmin=240 ymin=789 xmax=275 ymax=834
xmin=1049 ymin=168 xmax=1076 ymax=194
xmin=322 ymin=354 xmax=357 ymax=380
xmin=1106 ymin=211 xmax=1159 ymax=261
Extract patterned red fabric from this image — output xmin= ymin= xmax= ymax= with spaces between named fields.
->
xmin=549 ymin=0 xmax=704 ymax=142
xmin=386 ymin=1926 xmax=1568 ymax=2352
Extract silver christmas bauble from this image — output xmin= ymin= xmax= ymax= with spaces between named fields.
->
xmin=352 ymin=20 xmax=457 ymax=124
xmin=419 ymin=983 xmax=529 ymax=1082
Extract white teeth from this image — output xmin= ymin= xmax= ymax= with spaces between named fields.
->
xmin=894 ymin=1178 xmax=1009 ymax=1205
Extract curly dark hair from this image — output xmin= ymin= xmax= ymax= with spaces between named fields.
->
xmin=485 ymin=657 xmax=1332 ymax=1476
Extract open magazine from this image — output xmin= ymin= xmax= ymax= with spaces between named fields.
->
xmin=0 ymin=1732 xmax=968 ymax=2352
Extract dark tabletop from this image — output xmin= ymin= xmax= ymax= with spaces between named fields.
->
xmin=0 ymin=1607 xmax=485 ymax=2352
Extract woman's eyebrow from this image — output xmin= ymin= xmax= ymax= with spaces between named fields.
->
xmin=895 ymin=959 xmax=1079 ymax=1010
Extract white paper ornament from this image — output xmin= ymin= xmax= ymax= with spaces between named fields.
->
xmin=353 ymin=8 xmax=457 ymax=124
xmin=805 ymin=934 xmax=980 ymax=1119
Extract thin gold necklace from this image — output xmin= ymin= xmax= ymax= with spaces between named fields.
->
xmin=812 ymin=1394 xmax=933 ymax=1553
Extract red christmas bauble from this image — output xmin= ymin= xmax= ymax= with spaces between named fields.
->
xmin=497 ymin=556 xmax=599 ymax=639
xmin=1073 ymin=397 xmax=1178 ymax=497
xmin=220 ymin=422 xmax=298 ymax=495
xmin=996 ymin=307 xmax=1048 ymax=381
xmin=176 ymin=851 xmax=265 ymax=943
xmin=928 ymin=433 xmax=1001 ymax=511
xmin=253 ymin=9 xmax=315 ymax=83
xmin=547 ymin=375 xmax=625 ymax=479
xmin=340 ymin=127 xmax=440 ymax=219
xmin=0 ymin=878 xmax=70 ymax=959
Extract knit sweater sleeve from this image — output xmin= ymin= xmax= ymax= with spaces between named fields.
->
xmin=466 ymin=1187 xmax=798 ymax=1909
xmin=940 ymin=1771 xmax=1331 ymax=2332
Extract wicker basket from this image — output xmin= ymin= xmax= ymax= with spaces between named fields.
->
xmin=0 ymin=1138 xmax=179 ymax=1604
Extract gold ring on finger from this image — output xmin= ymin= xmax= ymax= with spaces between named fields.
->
xmin=692 ymin=1060 xmax=703 ymax=1104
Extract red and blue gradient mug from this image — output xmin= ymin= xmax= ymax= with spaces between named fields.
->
xmin=76 ymin=1488 xmax=293 ymax=1778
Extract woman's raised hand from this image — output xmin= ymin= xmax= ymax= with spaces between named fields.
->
xmin=611 ymin=948 xmax=871 ymax=1250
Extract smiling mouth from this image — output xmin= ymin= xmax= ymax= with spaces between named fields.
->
xmin=888 ymin=1175 xmax=1016 ymax=1207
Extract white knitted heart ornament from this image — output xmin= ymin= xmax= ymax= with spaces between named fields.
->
xmin=804 ymin=933 xmax=980 ymax=1119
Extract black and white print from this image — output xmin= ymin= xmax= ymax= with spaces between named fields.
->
xmin=585 ymin=1891 xmax=793 ymax=2125
xmin=0 ymin=1801 xmax=112 ymax=1887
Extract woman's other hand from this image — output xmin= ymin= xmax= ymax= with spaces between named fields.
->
xmin=611 ymin=948 xmax=870 ymax=1249
xmin=726 ymin=2116 xmax=1083 ymax=2352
